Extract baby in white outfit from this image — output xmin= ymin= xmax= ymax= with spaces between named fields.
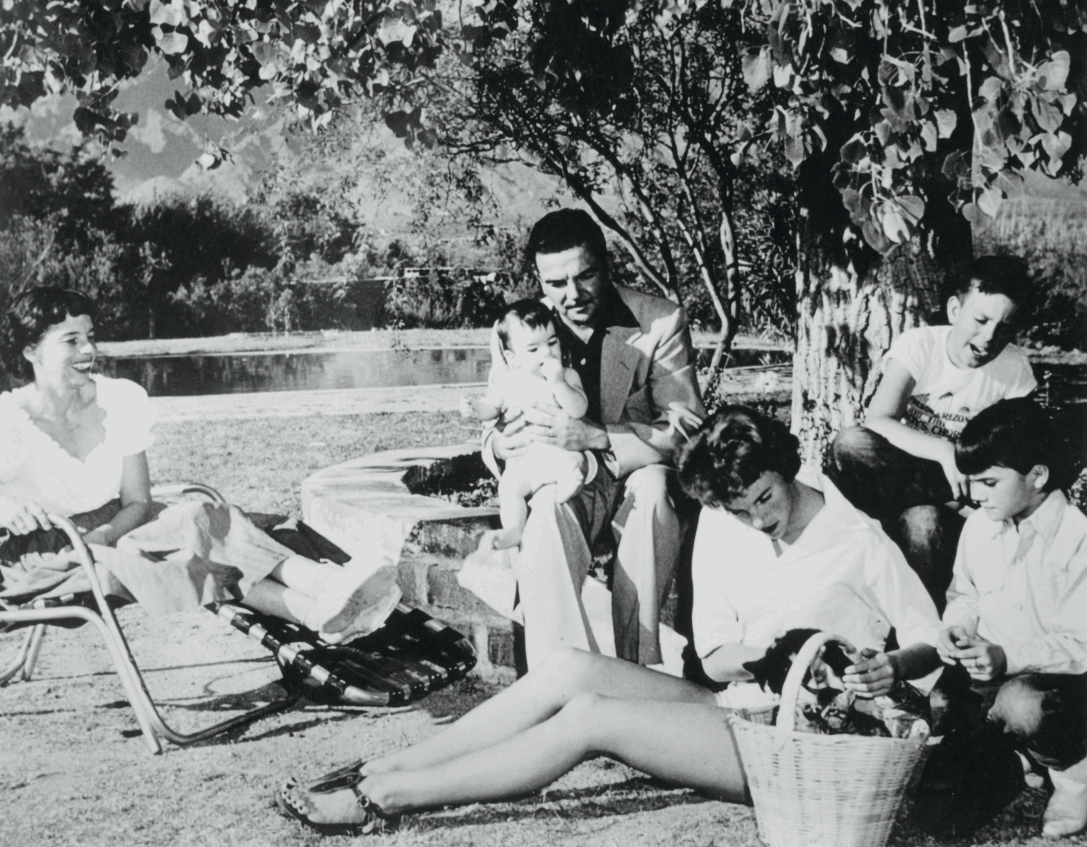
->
xmin=461 ymin=300 xmax=590 ymax=550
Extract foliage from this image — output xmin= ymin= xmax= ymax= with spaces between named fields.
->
xmin=0 ymin=124 xmax=128 ymax=246
xmin=128 ymin=193 xmax=279 ymax=336
xmin=7 ymin=1 xmax=1082 ymax=346
xmin=383 ymin=267 xmax=511 ymax=330
xmin=0 ymin=0 xmax=445 ymax=155
xmin=734 ymin=0 xmax=1087 ymax=253
xmin=0 ymin=214 xmax=140 ymax=387
xmin=168 ymin=261 xmax=358 ymax=335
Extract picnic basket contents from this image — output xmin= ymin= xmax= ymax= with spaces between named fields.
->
xmin=728 ymin=631 xmax=931 ymax=847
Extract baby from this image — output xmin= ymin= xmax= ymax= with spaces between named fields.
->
xmin=461 ymin=299 xmax=590 ymax=550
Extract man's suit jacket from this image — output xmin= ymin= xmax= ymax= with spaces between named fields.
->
xmin=482 ymin=284 xmax=705 ymax=480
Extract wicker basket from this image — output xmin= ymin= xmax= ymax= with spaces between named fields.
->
xmin=729 ymin=632 xmax=929 ymax=847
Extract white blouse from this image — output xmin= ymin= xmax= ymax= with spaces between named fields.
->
xmin=0 ymin=376 xmax=156 ymax=516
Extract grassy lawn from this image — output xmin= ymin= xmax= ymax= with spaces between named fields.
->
xmin=148 ymin=411 xmax=475 ymax=516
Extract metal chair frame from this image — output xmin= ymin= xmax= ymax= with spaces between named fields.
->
xmin=0 ymin=484 xmax=301 ymax=754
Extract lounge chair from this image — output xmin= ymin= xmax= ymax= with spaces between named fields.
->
xmin=0 ymin=484 xmax=476 ymax=754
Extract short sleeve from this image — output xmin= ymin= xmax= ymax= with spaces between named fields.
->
xmin=98 ymin=377 xmax=156 ymax=455
xmin=882 ymin=327 xmax=932 ymax=383
xmin=1004 ymin=346 xmax=1038 ymax=398
xmin=0 ymin=394 xmax=26 ymax=478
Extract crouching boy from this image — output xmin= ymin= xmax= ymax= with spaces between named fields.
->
xmin=933 ymin=398 xmax=1087 ymax=839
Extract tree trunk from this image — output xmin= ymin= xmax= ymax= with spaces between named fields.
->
xmin=791 ymin=222 xmax=954 ymax=466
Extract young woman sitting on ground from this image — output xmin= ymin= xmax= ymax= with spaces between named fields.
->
xmin=0 ymin=286 xmax=399 ymax=642
xmin=274 ymin=405 xmax=943 ymax=834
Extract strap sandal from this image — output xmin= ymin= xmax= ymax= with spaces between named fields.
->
xmin=275 ymin=768 xmax=399 ymax=836
xmin=303 ymin=759 xmax=367 ymax=794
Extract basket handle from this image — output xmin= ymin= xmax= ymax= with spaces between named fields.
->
xmin=775 ymin=631 xmax=858 ymax=734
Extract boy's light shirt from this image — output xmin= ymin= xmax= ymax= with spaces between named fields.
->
xmin=883 ymin=325 xmax=1036 ymax=442
xmin=943 ymin=489 xmax=1087 ymax=676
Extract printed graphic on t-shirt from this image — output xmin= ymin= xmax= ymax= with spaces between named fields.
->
xmin=904 ymin=394 xmax=970 ymax=441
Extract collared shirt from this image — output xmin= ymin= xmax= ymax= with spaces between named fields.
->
xmin=691 ymin=467 xmax=942 ymax=662
xmin=943 ymin=490 xmax=1087 ymax=676
xmin=551 ymin=288 xmax=638 ymax=425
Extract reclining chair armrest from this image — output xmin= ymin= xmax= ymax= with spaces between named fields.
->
xmin=149 ymin=483 xmax=227 ymax=505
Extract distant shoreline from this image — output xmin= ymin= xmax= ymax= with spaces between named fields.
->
xmin=97 ymin=328 xmax=790 ymax=358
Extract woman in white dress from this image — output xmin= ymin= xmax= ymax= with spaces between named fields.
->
xmin=0 ymin=287 xmax=398 ymax=641
xmin=274 ymin=405 xmax=942 ymax=834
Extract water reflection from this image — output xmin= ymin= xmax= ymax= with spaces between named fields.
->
xmin=99 ymin=347 xmax=798 ymax=397
xmin=99 ymin=348 xmax=495 ymax=397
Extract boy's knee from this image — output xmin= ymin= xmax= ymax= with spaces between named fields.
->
xmin=898 ymin=504 xmax=943 ymax=545
xmin=990 ymin=675 xmax=1047 ymax=739
xmin=831 ymin=425 xmax=877 ymax=464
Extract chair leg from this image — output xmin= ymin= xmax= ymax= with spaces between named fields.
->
xmin=0 ymin=627 xmax=37 ymax=686
xmin=8 ymin=514 xmax=301 ymax=753
xmin=21 ymin=624 xmax=46 ymax=681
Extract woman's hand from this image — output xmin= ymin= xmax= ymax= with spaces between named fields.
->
xmin=0 ymin=495 xmax=52 ymax=536
xmin=842 ymin=648 xmax=899 ymax=698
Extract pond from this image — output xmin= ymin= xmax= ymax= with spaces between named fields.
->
xmin=99 ymin=346 xmax=794 ymax=397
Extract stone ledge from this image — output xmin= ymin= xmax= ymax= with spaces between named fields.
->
xmin=301 ymin=443 xmax=517 ymax=679
xmin=301 ymin=442 xmax=688 ymax=681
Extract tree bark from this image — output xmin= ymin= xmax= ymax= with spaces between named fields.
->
xmin=791 ymin=220 xmax=956 ymax=466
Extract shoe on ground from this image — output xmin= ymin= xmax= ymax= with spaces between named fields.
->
xmin=1043 ymin=768 xmax=1087 ymax=839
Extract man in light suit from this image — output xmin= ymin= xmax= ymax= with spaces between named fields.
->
xmin=482 ymin=208 xmax=705 ymax=668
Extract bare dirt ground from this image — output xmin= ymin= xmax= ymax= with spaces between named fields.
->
xmin=0 ymin=600 xmax=1074 ymax=847
xmin=0 ymin=603 xmax=759 ymax=847
xmin=3 ymin=338 xmax=1084 ymax=847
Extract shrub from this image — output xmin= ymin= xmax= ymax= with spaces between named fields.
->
xmin=383 ymin=267 xmax=511 ymax=329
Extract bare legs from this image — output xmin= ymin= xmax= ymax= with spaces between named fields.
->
xmin=485 ymin=451 xmax=588 ymax=552
xmin=283 ymin=648 xmax=747 ymax=824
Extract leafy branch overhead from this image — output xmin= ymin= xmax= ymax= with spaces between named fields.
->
xmin=735 ymin=0 xmax=1086 ymax=250
xmin=2 ymin=0 xmax=1084 ymax=253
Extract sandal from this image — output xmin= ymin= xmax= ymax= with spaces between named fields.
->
xmin=275 ymin=766 xmax=399 ymax=836
xmin=301 ymin=759 xmax=366 ymax=794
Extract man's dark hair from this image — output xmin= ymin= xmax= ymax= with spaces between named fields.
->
xmin=4 ymin=287 xmax=96 ymax=381
xmin=496 ymin=298 xmax=558 ymax=354
xmin=677 ymin=405 xmax=802 ymax=507
xmin=956 ymin=397 xmax=1064 ymax=491
xmin=524 ymin=209 xmax=609 ymax=273
xmin=950 ymin=255 xmax=1034 ymax=311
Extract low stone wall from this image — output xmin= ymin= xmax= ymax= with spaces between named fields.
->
xmin=300 ymin=442 xmax=520 ymax=680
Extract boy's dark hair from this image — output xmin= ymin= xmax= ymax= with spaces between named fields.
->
xmin=4 ymin=287 xmax=96 ymax=381
xmin=496 ymin=298 xmax=558 ymax=354
xmin=677 ymin=405 xmax=802 ymax=507
xmin=956 ymin=397 xmax=1063 ymax=491
xmin=524 ymin=209 xmax=609 ymax=274
xmin=950 ymin=255 xmax=1033 ymax=313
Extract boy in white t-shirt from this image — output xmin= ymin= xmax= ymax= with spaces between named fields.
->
xmin=830 ymin=256 xmax=1037 ymax=603
xmin=460 ymin=299 xmax=592 ymax=550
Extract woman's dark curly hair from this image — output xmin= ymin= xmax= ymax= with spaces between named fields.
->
xmin=676 ymin=405 xmax=801 ymax=507
xmin=4 ymin=287 xmax=96 ymax=382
